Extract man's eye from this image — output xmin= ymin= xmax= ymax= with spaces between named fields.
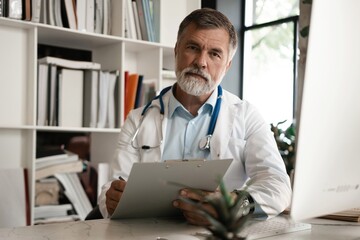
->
xmin=187 ymin=45 xmax=198 ymax=50
xmin=211 ymin=52 xmax=221 ymax=58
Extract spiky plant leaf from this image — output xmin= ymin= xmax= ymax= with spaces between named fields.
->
xmin=170 ymin=179 xmax=257 ymax=239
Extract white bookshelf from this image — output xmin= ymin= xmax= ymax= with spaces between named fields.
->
xmin=0 ymin=0 xmax=200 ymax=225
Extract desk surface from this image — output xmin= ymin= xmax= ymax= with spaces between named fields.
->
xmin=0 ymin=217 xmax=359 ymax=240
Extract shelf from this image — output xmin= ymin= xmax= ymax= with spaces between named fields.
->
xmin=0 ymin=0 xmax=200 ymax=225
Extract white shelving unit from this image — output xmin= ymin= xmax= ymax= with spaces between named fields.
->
xmin=0 ymin=0 xmax=200 ymax=225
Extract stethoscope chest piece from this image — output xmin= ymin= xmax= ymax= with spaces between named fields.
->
xmin=199 ymin=135 xmax=212 ymax=150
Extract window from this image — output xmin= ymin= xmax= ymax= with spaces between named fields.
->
xmin=241 ymin=0 xmax=299 ymax=129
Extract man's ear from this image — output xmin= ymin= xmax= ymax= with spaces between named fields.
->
xmin=226 ymin=60 xmax=232 ymax=72
xmin=174 ymin=43 xmax=178 ymax=57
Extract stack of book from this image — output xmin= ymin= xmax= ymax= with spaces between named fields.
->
xmin=34 ymin=148 xmax=92 ymax=223
xmin=35 ymin=150 xmax=83 ymax=180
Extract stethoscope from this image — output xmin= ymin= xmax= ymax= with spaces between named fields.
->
xmin=130 ymin=85 xmax=223 ymax=151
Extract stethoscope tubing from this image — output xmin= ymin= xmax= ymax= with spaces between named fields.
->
xmin=132 ymin=85 xmax=223 ymax=151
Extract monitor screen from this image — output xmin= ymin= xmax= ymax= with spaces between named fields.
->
xmin=291 ymin=0 xmax=360 ymax=221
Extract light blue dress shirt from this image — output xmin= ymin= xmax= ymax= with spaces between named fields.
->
xmin=162 ymin=88 xmax=218 ymax=161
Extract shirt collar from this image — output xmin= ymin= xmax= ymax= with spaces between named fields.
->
xmin=168 ymin=86 xmax=218 ymax=118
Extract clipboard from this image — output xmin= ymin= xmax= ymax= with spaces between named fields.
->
xmin=110 ymin=159 xmax=233 ymax=219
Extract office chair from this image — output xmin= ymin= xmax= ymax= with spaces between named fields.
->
xmin=85 ymin=205 xmax=103 ymax=220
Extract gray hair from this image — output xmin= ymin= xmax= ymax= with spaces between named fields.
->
xmin=177 ymin=8 xmax=238 ymax=59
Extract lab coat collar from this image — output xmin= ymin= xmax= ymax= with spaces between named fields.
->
xmin=210 ymin=92 xmax=236 ymax=160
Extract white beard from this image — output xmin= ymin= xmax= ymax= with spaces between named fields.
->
xmin=176 ymin=67 xmax=216 ymax=96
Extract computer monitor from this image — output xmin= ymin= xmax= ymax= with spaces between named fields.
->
xmin=290 ymin=0 xmax=360 ymax=221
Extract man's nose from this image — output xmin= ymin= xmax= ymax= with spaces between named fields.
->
xmin=193 ymin=52 xmax=207 ymax=69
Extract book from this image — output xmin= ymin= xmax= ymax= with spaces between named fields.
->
xmin=134 ymin=74 xmax=144 ymax=108
xmin=0 ymin=0 xmax=3 ymax=17
xmin=320 ymin=208 xmax=360 ymax=222
xmin=47 ymin=0 xmax=55 ymax=25
xmin=36 ymin=146 xmax=67 ymax=159
xmin=102 ymin=0 xmax=111 ymax=35
xmin=284 ymin=207 xmax=360 ymax=223
xmin=125 ymin=0 xmax=137 ymax=39
xmin=36 ymin=150 xmax=79 ymax=169
xmin=132 ymin=0 xmax=142 ymax=40
xmin=83 ymin=70 xmax=99 ymax=128
xmin=38 ymin=56 xmax=101 ymax=70
xmin=22 ymin=0 xmax=31 ymax=21
xmin=85 ymin=0 xmax=94 ymax=33
xmin=36 ymin=160 xmax=83 ymax=180
xmin=135 ymin=0 xmax=148 ymax=41
xmin=142 ymin=0 xmax=154 ymax=42
xmin=97 ymin=71 xmax=110 ymax=128
xmin=34 ymin=204 xmax=73 ymax=219
xmin=31 ymin=0 xmax=42 ymax=22
xmin=34 ymin=215 xmax=80 ymax=225
xmin=8 ymin=0 xmax=22 ymax=19
xmin=94 ymin=0 xmax=103 ymax=34
xmin=107 ymin=71 xmax=119 ymax=128
xmin=110 ymin=0 xmax=122 ymax=37
xmin=48 ymin=64 xmax=58 ymax=126
xmin=39 ymin=0 xmax=48 ymax=24
xmin=76 ymin=0 xmax=86 ymax=32
xmin=124 ymin=73 xmax=139 ymax=119
xmin=53 ymin=0 xmax=63 ymax=27
xmin=151 ymin=0 xmax=160 ymax=42
xmin=63 ymin=0 xmax=77 ymax=29
xmin=58 ymin=68 xmax=84 ymax=127
xmin=162 ymin=69 xmax=176 ymax=79
xmin=37 ymin=63 xmax=49 ymax=126
xmin=114 ymin=70 xmax=122 ymax=128
xmin=138 ymin=78 xmax=156 ymax=107
xmin=54 ymin=172 xmax=92 ymax=220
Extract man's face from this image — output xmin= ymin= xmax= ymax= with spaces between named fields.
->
xmin=174 ymin=23 xmax=232 ymax=96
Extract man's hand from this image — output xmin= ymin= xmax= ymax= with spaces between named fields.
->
xmin=105 ymin=179 xmax=126 ymax=215
xmin=172 ymin=189 xmax=219 ymax=226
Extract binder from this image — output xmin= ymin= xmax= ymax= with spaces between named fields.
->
xmin=83 ymin=70 xmax=99 ymax=128
xmin=58 ymin=68 xmax=84 ymax=127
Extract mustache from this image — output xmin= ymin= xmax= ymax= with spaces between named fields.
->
xmin=184 ymin=68 xmax=211 ymax=82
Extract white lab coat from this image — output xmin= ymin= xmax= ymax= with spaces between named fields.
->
xmin=98 ymin=88 xmax=292 ymax=218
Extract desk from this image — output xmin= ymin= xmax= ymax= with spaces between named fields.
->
xmin=0 ymin=218 xmax=359 ymax=240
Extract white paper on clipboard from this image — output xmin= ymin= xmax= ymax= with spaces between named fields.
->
xmin=110 ymin=159 xmax=233 ymax=219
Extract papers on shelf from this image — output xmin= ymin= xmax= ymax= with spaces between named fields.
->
xmin=55 ymin=172 xmax=92 ymax=220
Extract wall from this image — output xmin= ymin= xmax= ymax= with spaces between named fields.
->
xmin=215 ymin=0 xmax=242 ymax=97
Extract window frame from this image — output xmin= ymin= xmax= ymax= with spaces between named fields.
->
xmin=239 ymin=1 xmax=299 ymax=119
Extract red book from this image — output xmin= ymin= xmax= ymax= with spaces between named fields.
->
xmin=124 ymin=73 xmax=139 ymax=119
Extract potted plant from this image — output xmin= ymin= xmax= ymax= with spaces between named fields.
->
xmin=179 ymin=181 xmax=255 ymax=240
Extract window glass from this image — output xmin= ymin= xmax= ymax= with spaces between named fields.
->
xmin=243 ymin=22 xmax=295 ymax=128
xmin=245 ymin=0 xmax=299 ymax=26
